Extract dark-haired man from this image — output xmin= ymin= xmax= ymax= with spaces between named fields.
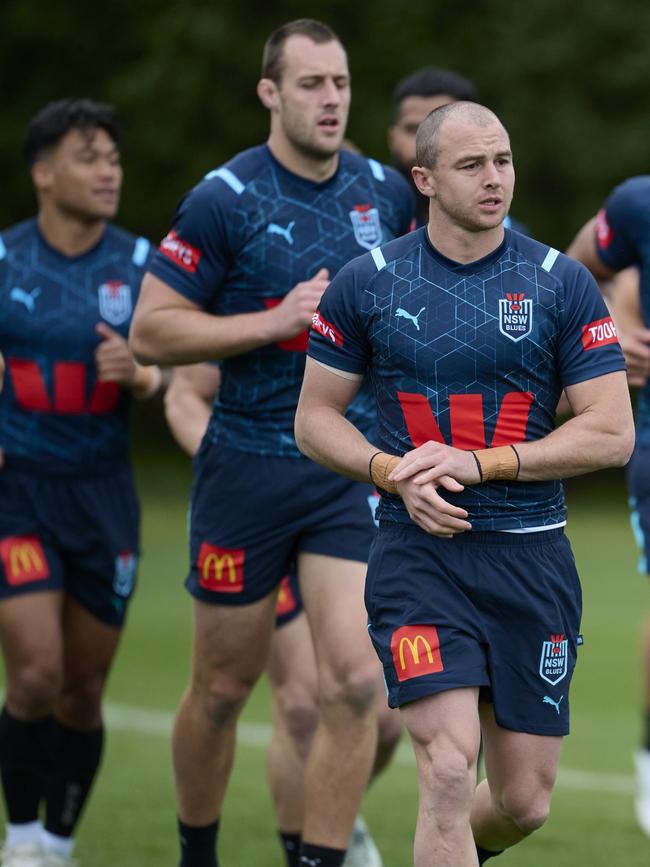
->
xmin=130 ymin=17 xmax=414 ymax=867
xmin=296 ymin=101 xmax=634 ymax=865
xmin=0 ymin=100 xmax=160 ymax=867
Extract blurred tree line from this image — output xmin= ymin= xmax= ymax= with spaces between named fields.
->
xmin=2 ymin=0 xmax=650 ymax=248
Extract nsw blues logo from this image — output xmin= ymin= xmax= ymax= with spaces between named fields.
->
xmin=113 ymin=551 xmax=138 ymax=597
xmin=349 ymin=204 xmax=382 ymax=250
xmin=98 ymin=280 xmax=132 ymax=326
xmin=498 ymin=292 xmax=533 ymax=342
xmin=539 ymin=633 xmax=568 ymax=685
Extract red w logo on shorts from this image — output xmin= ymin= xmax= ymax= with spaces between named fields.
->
xmin=391 ymin=624 xmax=443 ymax=682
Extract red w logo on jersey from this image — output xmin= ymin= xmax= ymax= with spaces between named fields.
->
xmin=7 ymin=359 xmax=120 ymax=415
xmin=595 ymin=209 xmax=613 ymax=249
xmin=397 ymin=390 xmax=533 ymax=450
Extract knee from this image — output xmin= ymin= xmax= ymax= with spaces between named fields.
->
xmin=57 ymin=671 xmax=107 ymax=728
xmin=275 ymin=690 xmax=319 ymax=757
xmin=7 ymin=659 xmax=62 ymax=716
xmin=497 ymin=787 xmax=552 ymax=836
xmin=320 ymin=660 xmax=378 ymax=718
xmin=191 ymin=671 xmax=255 ymax=727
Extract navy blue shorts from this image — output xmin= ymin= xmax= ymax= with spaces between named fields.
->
xmin=627 ymin=446 xmax=650 ymax=574
xmin=365 ymin=523 xmax=582 ymax=736
xmin=187 ymin=442 xmax=377 ymax=605
xmin=0 ymin=466 xmax=140 ymax=627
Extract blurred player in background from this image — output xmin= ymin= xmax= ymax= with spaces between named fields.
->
xmin=568 ymin=184 xmax=650 ymax=836
xmin=164 ymin=363 xmax=402 ymax=866
xmin=0 ymin=99 xmax=160 ymax=867
xmin=130 ymin=18 xmax=414 ymax=867
xmin=295 ymin=101 xmax=634 ymax=866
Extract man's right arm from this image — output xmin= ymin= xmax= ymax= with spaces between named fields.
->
xmin=129 ymin=269 xmax=328 ymax=366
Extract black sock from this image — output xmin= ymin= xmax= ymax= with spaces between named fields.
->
xmin=476 ymin=845 xmax=504 ymax=864
xmin=44 ymin=720 xmax=104 ymax=837
xmin=279 ymin=831 xmax=301 ymax=867
xmin=0 ymin=706 xmax=53 ymax=823
xmin=178 ymin=818 xmax=219 ymax=867
xmin=643 ymin=709 xmax=650 ymax=752
xmin=299 ymin=842 xmax=347 ymax=867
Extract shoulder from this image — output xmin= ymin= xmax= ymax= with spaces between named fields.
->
xmin=0 ymin=217 xmax=38 ymax=255
xmin=104 ymin=224 xmax=152 ymax=267
xmin=508 ymin=230 xmax=596 ymax=290
xmin=190 ymin=145 xmax=271 ymax=205
xmin=340 ymin=152 xmax=410 ymax=193
xmin=603 ymin=175 xmax=650 ymax=223
xmin=339 ymin=229 xmax=424 ymax=282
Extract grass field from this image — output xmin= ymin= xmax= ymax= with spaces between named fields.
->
xmin=3 ymin=456 xmax=650 ymax=865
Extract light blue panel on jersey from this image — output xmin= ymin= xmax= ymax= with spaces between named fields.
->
xmin=132 ymin=237 xmax=150 ymax=266
xmin=0 ymin=237 xmax=6 ymax=260
xmin=541 ymin=247 xmax=560 ymax=272
xmin=205 ymin=168 xmax=245 ymax=195
xmin=368 ymin=159 xmax=386 ymax=182
xmin=371 ymin=247 xmax=387 ymax=271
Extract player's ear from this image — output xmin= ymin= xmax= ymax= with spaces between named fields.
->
xmin=31 ymin=159 xmax=54 ymax=195
xmin=412 ymin=165 xmax=435 ymax=198
xmin=257 ymin=78 xmax=279 ymax=111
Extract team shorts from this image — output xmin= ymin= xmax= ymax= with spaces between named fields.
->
xmin=627 ymin=445 xmax=650 ymax=575
xmin=187 ymin=441 xmax=377 ymax=605
xmin=366 ymin=523 xmax=582 ymax=736
xmin=0 ymin=465 xmax=140 ymax=627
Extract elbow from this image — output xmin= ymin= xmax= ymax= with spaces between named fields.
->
xmin=612 ymin=424 xmax=636 ymax=467
xmin=129 ymin=321 xmax=160 ymax=366
xmin=294 ymin=407 xmax=313 ymax=459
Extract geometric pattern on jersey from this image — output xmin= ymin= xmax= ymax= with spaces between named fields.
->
xmin=309 ymin=228 xmax=625 ymax=530
xmin=149 ymin=145 xmax=414 ymax=457
xmin=595 ymin=175 xmax=650 ymax=446
xmin=0 ymin=218 xmax=151 ymax=473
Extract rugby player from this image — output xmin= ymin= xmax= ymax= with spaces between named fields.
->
xmin=0 ymin=99 xmax=160 ymax=867
xmin=295 ymin=101 xmax=634 ymax=866
xmin=130 ymin=18 xmax=414 ymax=867
xmin=568 ymin=185 xmax=650 ymax=836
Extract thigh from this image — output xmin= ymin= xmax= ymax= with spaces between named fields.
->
xmin=0 ymin=591 xmax=64 ymax=680
xmin=401 ymin=687 xmax=481 ymax=766
xmin=191 ymin=592 xmax=278 ymax=691
xmin=480 ymin=702 xmax=563 ymax=800
xmin=298 ymin=552 xmax=375 ymax=674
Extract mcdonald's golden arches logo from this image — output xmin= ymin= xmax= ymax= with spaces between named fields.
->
xmin=197 ymin=542 xmax=245 ymax=593
xmin=0 ymin=536 xmax=50 ymax=586
xmin=390 ymin=624 xmax=443 ymax=682
xmin=275 ymin=574 xmax=297 ymax=617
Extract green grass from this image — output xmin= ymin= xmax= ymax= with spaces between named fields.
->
xmin=4 ymin=458 xmax=650 ymax=865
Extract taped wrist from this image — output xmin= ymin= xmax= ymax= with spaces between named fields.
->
xmin=471 ymin=445 xmax=520 ymax=482
xmin=369 ymin=451 xmax=401 ymax=494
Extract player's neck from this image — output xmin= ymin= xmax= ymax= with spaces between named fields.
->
xmin=266 ymin=136 xmax=340 ymax=183
xmin=37 ymin=207 xmax=107 ymax=257
xmin=426 ymin=214 xmax=505 ymax=265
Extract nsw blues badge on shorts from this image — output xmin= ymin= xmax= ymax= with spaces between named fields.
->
xmin=538 ymin=632 xmax=568 ymax=685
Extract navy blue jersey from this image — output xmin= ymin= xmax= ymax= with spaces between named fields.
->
xmin=594 ymin=176 xmax=650 ymax=445
xmin=308 ymin=228 xmax=625 ymax=530
xmin=148 ymin=145 xmax=415 ymax=457
xmin=0 ymin=219 xmax=151 ymax=474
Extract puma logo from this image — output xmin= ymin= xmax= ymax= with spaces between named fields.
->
xmin=267 ymin=221 xmax=296 ymax=245
xmin=395 ymin=306 xmax=425 ymax=331
xmin=10 ymin=286 xmax=40 ymax=312
xmin=543 ymin=695 xmax=563 ymax=715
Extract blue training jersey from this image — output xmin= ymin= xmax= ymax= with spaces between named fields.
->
xmin=308 ymin=227 xmax=626 ymax=531
xmin=594 ymin=176 xmax=650 ymax=446
xmin=148 ymin=144 xmax=415 ymax=458
xmin=0 ymin=219 xmax=151 ymax=475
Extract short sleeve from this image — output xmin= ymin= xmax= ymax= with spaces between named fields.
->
xmin=594 ymin=178 xmax=649 ymax=271
xmin=307 ymin=260 xmax=371 ymax=376
xmin=556 ymin=263 xmax=627 ymax=387
xmin=147 ymin=178 xmax=233 ymax=308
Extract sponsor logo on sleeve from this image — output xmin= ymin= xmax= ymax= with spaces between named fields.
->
xmin=539 ymin=633 xmax=568 ymax=685
xmin=595 ymin=209 xmax=613 ymax=249
xmin=197 ymin=543 xmax=245 ymax=593
xmin=390 ymin=624 xmax=443 ymax=682
xmin=311 ymin=312 xmax=343 ymax=347
xmin=0 ymin=536 xmax=50 ymax=585
xmin=159 ymin=230 xmax=202 ymax=273
xmin=581 ymin=316 xmax=618 ymax=350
